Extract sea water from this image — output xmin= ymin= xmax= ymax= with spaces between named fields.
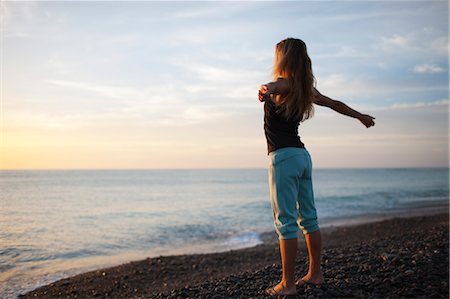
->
xmin=1 ymin=168 xmax=448 ymax=298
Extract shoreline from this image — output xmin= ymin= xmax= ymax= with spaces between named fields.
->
xmin=18 ymin=203 xmax=449 ymax=299
xmin=260 ymin=199 xmax=449 ymax=243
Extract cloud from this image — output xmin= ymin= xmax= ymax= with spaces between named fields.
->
xmin=167 ymin=59 xmax=266 ymax=103
xmin=2 ymin=1 xmax=37 ymax=40
xmin=169 ymin=3 xmax=253 ymax=20
xmin=3 ymin=2 xmax=35 ymax=24
xmin=308 ymin=133 xmax=447 ymax=143
xmin=361 ymin=99 xmax=449 ymax=111
xmin=41 ymin=78 xmax=255 ymax=128
xmin=316 ymin=72 xmax=448 ymax=99
xmin=413 ymin=63 xmax=446 ymax=73
xmin=316 ymin=73 xmax=379 ymax=99
xmin=381 ymin=34 xmax=409 ymax=49
xmin=378 ymin=31 xmax=448 ymax=58
xmin=388 ymin=99 xmax=449 ymax=109
xmin=324 ymin=10 xmax=397 ymax=22
xmin=177 ymin=61 xmax=261 ymax=85
xmin=45 ymin=79 xmax=139 ymax=100
xmin=431 ymin=36 xmax=449 ymax=54
xmin=99 ymin=33 xmax=142 ymax=47
xmin=314 ymin=46 xmax=372 ymax=59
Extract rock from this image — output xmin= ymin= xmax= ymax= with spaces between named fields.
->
xmin=380 ymin=252 xmax=397 ymax=262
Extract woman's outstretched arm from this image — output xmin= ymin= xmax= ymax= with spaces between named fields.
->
xmin=314 ymin=88 xmax=375 ymax=128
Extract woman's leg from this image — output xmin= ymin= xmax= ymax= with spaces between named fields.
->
xmin=296 ymin=149 xmax=324 ymax=286
xmin=267 ymin=238 xmax=298 ymax=295
xmin=280 ymin=238 xmax=298 ymax=286
xmin=267 ymin=151 xmax=305 ymax=295
xmin=300 ymin=230 xmax=324 ymax=285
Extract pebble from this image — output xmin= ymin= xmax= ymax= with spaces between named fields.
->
xmin=152 ymin=224 xmax=448 ymax=299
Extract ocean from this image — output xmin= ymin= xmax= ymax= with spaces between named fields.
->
xmin=1 ymin=168 xmax=448 ymax=298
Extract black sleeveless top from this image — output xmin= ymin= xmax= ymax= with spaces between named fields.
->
xmin=264 ymin=98 xmax=305 ymax=154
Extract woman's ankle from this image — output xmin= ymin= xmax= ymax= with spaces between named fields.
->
xmin=280 ymin=278 xmax=296 ymax=288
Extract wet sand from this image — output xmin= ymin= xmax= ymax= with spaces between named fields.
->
xmin=19 ymin=208 xmax=449 ymax=298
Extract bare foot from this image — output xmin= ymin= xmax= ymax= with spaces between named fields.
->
xmin=265 ymin=281 xmax=297 ymax=296
xmin=295 ymin=273 xmax=325 ymax=288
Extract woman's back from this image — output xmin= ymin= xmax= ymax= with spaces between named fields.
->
xmin=264 ymin=98 xmax=304 ymax=154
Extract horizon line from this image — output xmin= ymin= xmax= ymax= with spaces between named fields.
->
xmin=1 ymin=166 xmax=449 ymax=171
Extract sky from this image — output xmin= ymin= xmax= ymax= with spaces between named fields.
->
xmin=1 ymin=0 xmax=449 ymax=169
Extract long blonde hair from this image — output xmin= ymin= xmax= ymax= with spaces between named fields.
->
xmin=272 ymin=38 xmax=315 ymax=122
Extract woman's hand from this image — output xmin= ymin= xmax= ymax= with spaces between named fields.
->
xmin=258 ymin=84 xmax=270 ymax=102
xmin=258 ymin=79 xmax=290 ymax=102
xmin=358 ymin=114 xmax=376 ymax=128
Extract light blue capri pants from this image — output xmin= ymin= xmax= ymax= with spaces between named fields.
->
xmin=268 ymin=147 xmax=320 ymax=240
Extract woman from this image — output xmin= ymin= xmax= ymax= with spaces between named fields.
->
xmin=258 ymin=38 xmax=375 ymax=296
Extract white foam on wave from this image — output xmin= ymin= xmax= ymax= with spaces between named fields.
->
xmin=221 ymin=231 xmax=263 ymax=250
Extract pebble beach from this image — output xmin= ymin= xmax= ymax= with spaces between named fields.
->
xmin=19 ymin=211 xmax=449 ymax=299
